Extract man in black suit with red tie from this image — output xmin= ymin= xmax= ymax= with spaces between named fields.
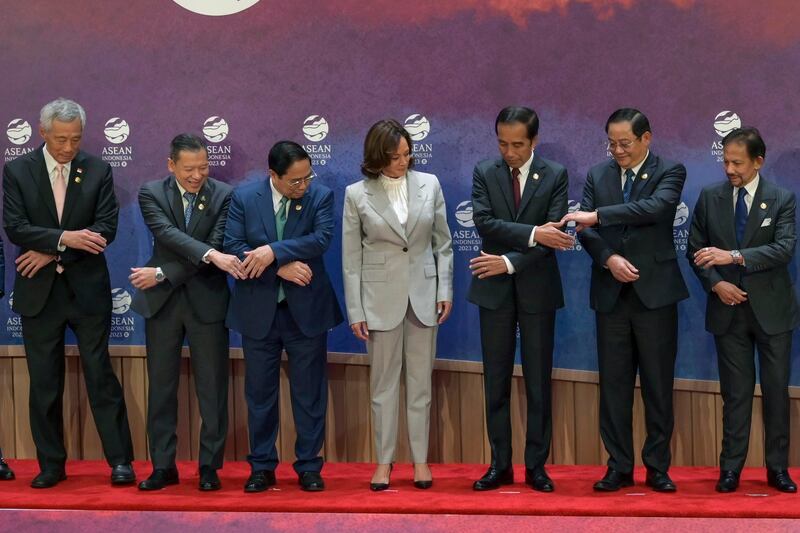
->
xmin=2 ymin=98 xmax=134 ymax=488
xmin=467 ymin=106 xmax=573 ymax=492
xmin=688 ymin=127 xmax=798 ymax=493
xmin=564 ymin=108 xmax=688 ymax=492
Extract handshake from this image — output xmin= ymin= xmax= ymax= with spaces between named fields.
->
xmin=526 ymin=209 xmax=598 ymax=250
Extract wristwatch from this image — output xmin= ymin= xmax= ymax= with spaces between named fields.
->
xmin=155 ymin=267 xmax=166 ymax=283
xmin=730 ymin=250 xmax=744 ymax=266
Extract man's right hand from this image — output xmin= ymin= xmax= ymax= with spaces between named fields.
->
xmin=277 ymin=261 xmax=312 ymax=286
xmin=712 ymin=281 xmax=748 ymax=306
xmin=207 ymin=250 xmax=246 ymax=279
xmin=534 ymin=221 xmax=574 ymax=250
xmin=606 ymin=254 xmax=639 ymax=283
xmin=60 ymin=229 xmax=107 ymax=254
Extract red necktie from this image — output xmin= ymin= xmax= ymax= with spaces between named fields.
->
xmin=511 ymin=167 xmax=521 ymax=211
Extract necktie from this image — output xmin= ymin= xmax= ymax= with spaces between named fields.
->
xmin=511 ymin=168 xmax=521 ymax=212
xmin=622 ymin=168 xmax=635 ymax=203
xmin=276 ymin=196 xmax=288 ymax=302
xmin=53 ymin=164 xmax=67 ymax=223
xmin=183 ymin=191 xmax=196 ymax=227
xmin=735 ymin=187 xmax=748 ymax=245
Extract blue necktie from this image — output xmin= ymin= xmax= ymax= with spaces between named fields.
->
xmin=183 ymin=191 xmax=196 ymax=227
xmin=735 ymin=188 xmax=748 ymax=245
xmin=623 ymin=169 xmax=635 ymax=203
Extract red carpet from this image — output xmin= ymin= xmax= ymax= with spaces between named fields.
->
xmin=0 ymin=461 xmax=797 ymax=518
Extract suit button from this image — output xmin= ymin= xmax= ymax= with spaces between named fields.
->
xmin=403 ymin=247 xmax=408 ymax=252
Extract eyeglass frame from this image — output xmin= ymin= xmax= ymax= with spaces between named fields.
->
xmin=287 ymin=170 xmax=317 ymax=188
xmin=606 ymin=136 xmax=642 ymax=152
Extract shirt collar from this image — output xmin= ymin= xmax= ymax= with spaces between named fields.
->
xmin=174 ymin=177 xmax=187 ymax=197
xmin=42 ymin=146 xmax=70 ymax=178
xmin=738 ymin=173 xmax=760 ymax=197
xmin=510 ymin=150 xmax=535 ymax=178
xmin=269 ymin=177 xmax=286 ymax=211
xmin=622 ymin=150 xmax=649 ymax=177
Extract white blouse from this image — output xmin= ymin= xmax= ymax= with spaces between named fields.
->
xmin=379 ymin=173 xmax=409 ymax=226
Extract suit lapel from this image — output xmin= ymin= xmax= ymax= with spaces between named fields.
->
xmin=405 ymin=171 xmax=427 ymax=235
xmin=516 ymin=158 xmax=545 ymax=220
xmin=741 ymin=178 xmax=773 ymax=247
xmin=494 ymin=162 xmax=515 ymax=216
xmin=713 ymin=183 xmax=737 ymax=249
xmin=365 ymin=178 xmax=407 ymax=242
xmin=629 ymin=153 xmax=656 ymax=201
xmin=60 ymin=153 xmax=85 ymax=228
xmin=283 ymin=189 xmax=305 ymax=238
xmin=30 ymin=149 xmax=59 ymax=224
xmin=187 ymin=181 xmax=211 ymax=235
xmin=257 ymin=180 xmax=278 ymax=242
xmin=167 ymin=177 xmax=187 ymax=231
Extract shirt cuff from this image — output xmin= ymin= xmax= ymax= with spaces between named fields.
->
xmin=202 ymin=248 xmax=214 ymax=264
xmin=528 ymin=227 xmax=537 ymax=247
xmin=502 ymin=255 xmax=514 ymax=274
xmin=57 ymin=232 xmax=66 ymax=252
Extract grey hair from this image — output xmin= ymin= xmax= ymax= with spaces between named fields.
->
xmin=39 ymin=98 xmax=86 ymax=131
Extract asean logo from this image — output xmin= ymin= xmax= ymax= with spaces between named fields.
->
xmin=404 ymin=114 xmax=430 ymax=141
xmin=203 ymin=116 xmax=229 ymax=142
xmin=172 ymin=0 xmax=260 ymax=16
xmin=104 ymin=118 xmax=130 ymax=144
xmin=454 ymin=200 xmax=474 ymax=228
xmin=302 ymin=115 xmax=329 ymax=142
xmin=713 ymin=111 xmax=741 ymax=137
xmin=673 ymin=202 xmax=689 ymax=227
xmin=111 ymin=288 xmax=132 ymax=315
xmin=7 ymin=119 xmax=31 ymax=145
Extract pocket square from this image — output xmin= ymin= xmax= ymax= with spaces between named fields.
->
xmin=761 ymin=218 xmax=772 ymax=227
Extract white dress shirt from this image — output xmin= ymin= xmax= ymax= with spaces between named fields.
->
xmin=379 ymin=173 xmax=409 ymax=227
xmin=733 ymin=173 xmax=759 ymax=214
xmin=269 ymin=177 xmax=290 ymax=216
xmin=503 ymin=151 xmax=538 ymax=274
xmin=619 ymin=150 xmax=650 ymax=188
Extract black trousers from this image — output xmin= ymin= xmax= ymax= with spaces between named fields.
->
xmin=596 ymin=285 xmax=677 ymax=474
xmin=715 ymin=301 xmax=791 ymax=472
xmin=145 ymin=287 xmax=229 ymax=470
xmin=479 ymin=300 xmax=554 ymax=471
xmin=21 ymin=275 xmax=133 ymax=472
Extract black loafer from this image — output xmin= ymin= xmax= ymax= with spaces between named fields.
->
xmin=593 ymin=468 xmax=634 ymax=492
xmin=199 ymin=466 xmax=221 ymax=491
xmin=0 ymin=459 xmax=14 ymax=481
xmin=298 ymin=471 xmax=325 ymax=492
xmin=645 ymin=469 xmax=676 ymax=492
xmin=768 ymin=470 xmax=797 ymax=493
xmin=716 ymin=470 xmax=740 ymax=493
xmin=525 ymin=467 xmax=554 ymax=492
xmin=138 ymin=467 xmax=179 ymax=490
xmin=244 ymin=469 xmax=276 ymax=493
xmin=473 ymin=467 xmax=514 ymax=491
xmin=111 ymin=463 xmax=136 ymax=485
xmin=31 ymin=469 xmax=66 ymax=489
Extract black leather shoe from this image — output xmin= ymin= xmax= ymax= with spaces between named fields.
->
xmin=111 ymin=463 xmax=136 ymax=485
xmin=593 ymin=468 xmax=634 ymax=492
xmin=0 ymin=458 xmax=14 ymax=481
xmin=199 ymin=466 xmax=221 ymax=491
xmin=138 ymin=468 xmax=179 ymax=490
xmin=244 ymin=470 xmax=276 ymax=493
xmin=298 ymin=471 xmax=325 ymax=492
xmin=645 ymin=469 xmax=676 ymax=492
xmin=768 ymin=470 xmax=797 ymax=493
xmin=525 ymin=467 xmax=554 ymax=492
xmin=715 ymin=470 xmax=740 ymax=493
xmin=31 ymin=469 xmax=66 ymax=489
xmin=370 ymin=463 xmax=393 ymax=491
xmin=473 ymin=467 xmax=514 ymax=491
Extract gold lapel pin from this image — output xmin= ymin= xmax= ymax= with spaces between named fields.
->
xmin=74 ymin=177 xmax=81 ymax=183
xmin=760 ymin=202 xmax=767 ymax=209
xmin=198 ymin=204 xmax=205 ymax=211
xmin=295 ymin=204 xmax=302 ymax=211
xmin=533 ymin=173 xmax=540 ymax=181
xmin=641 ymin=173 xmax=648 ymax=180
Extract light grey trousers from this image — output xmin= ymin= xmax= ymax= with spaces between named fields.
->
xmin=367 ymin=304 xmax=437 ymax=464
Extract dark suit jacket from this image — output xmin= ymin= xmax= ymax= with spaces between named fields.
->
xmin=687 ymin=177 xmax=799 ymax=335
xmin=223 ymin=180 xmax=343 ymax=340
xmin=3 ymin=147 xmax=117 ymax=317
xmin=467 ymin=156 xmax=568 ymax=313
xmin=131 ymin=176 xmax=232 ymax=323
xmin=578 ymin=153 xmax=689 ymax=313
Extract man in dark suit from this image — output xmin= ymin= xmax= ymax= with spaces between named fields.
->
xmin=0 ymin=237 xmax=10 ymax=481
xmin=2 ymin=98 xmax=134 ymax=488
xmin=130 ymin=133 xmax=245 ymax=491
xmin=563 ymin=108 xmax=688 ymax=492
xmin=687 ymin=127 xmax=798 ymax=493
xmin=224 ymin=141 xmax=343 ymax=493
xmin=467 ymin=106 xmax=572 ymax=492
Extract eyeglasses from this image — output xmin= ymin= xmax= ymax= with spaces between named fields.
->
xmin=288 ymin=171 xmax=316 ymax=188
xmin=607 ymin=137 xmax=641 ymax=152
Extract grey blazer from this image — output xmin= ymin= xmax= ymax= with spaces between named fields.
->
xmin=342 ymin=170 xmax=453 ymax=331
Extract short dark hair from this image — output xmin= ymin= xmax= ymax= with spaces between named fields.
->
xmin=605 ymin=108 xmax=651 ymax=137
xmin=722 ymin=127 xmax=766 ymax=160
xmin=360 ymin=119 xmax=414 ymax=179
xmin=495 ymin=106 xmax=539 ymax=140
xmin=268 ymin=140 xmax=311 ymax=177
xmin=169 ymin=133 xmax=207 ymax=162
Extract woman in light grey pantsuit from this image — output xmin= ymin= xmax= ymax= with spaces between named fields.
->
xmin=342 ymin=119 xmax=453 ymax=490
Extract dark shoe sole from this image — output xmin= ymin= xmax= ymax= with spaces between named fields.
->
xmin=370 ymin=482 xmax=390 ymax=491
xmin=138 ymin=478 xmax=179 ymax=491
xmin=413 ymin=480 xmax=433 ymax=489
xmin=31 ymin=472 xmax=67 ymax=489
xmin=473 ymin=479 xmax=513 ymax=491
xmin=593 ymin=480 xmax=634 ymax=492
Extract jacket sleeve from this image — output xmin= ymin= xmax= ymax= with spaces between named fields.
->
xmin=741 ymin=190 xmax=796 ymax=273
xmin=139 ymin=184 xmax=211 ymax=265
xmin=596 ymin=163 xmax=686 ymax=227
xmin=686 ymin=189 xmax=724 ymax=291
xmin=431 ymin=178 xmax=454 ymax=301
xmin=271 ymin=188 xmax=335 ymax=266
xmin=576 ymin=170 xmax=617 ymax=267
xmin=223 ymin=188 xmax=253 ymax=260
xmin=341 ymin=186 xmax=366 ymax=324
xmin=2 ymin=164 xmax=63 ymax=254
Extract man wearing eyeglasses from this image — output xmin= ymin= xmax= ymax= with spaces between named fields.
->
xmin=563 ymin=108 xmax=688 ymax=492
xmin=224 ymin=140 xmax=343 ymax=493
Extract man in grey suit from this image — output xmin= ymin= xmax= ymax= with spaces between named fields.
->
xmin=467 ymin=106 xmax=572 ymax=492
xmin=688 ymin=127 xmax=798 ymax=493
xmin=130 ymin=133 xmax=244 ymax=491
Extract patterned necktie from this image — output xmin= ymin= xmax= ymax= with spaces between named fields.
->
xmin=511 ymin=168 xmax=521 ymax=212
xmin=53 ymin=164 xmax=67 ymax=222
xmin=183 ymin=191 xmax=196 ymax=227
xmin=623 ymin=168 xmax=635 ymax=203
xmin=276 ymin=196 xmax=289 ymax=302
xmin=735 ymin=187 xmax=748 ymax=245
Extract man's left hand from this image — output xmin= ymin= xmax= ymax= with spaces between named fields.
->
xmin=15 ymin=250 xmax=56 ymax=278
xmin=469 ymin=251 xmax=508 ymax=279
xmin=693 ymin=246 xmax=733 ymax=269
xmin=561 ymin=210 xmax=598 ymax=231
